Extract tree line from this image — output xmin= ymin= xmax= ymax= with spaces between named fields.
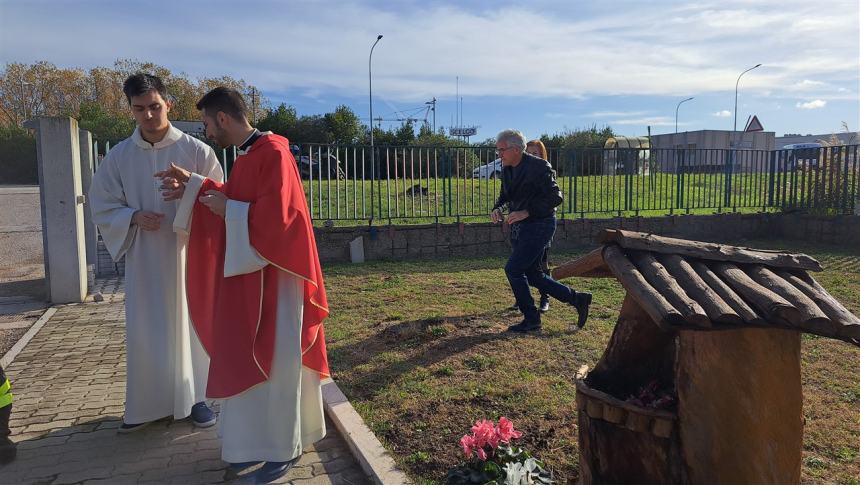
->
xmin=0 ymin=60 xmax=615 ymax=183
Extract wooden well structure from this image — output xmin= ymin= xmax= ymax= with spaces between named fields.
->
xmin=553 ymin=229 xmax=860 ymax=485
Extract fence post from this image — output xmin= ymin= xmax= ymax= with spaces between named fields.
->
xmin=767 ymin=150 xmax=777 ymax=209
xmin=723 ymin=149 xmax=734 ymax=209
xmin=676 ymin=149 xmax=685 ymax=210
xmin=26 ymin=117 xmax=88 ymax=304
xmin=624 ymin=151 xmax=632 ymax=213
xmin=571 ymin=149 xmax=577 ymax=215
xmin=78 ymin=129 xmax=97 ymax=289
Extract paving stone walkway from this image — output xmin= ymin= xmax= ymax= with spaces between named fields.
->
xmin=0 ymin=277 xmax=371 ymax=484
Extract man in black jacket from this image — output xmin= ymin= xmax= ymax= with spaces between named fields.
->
xmin=491 ymin=129 xmax=591 ymax=333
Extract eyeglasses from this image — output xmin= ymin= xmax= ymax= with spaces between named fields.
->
xmin=495 ymin=146 xmax=517 ymax=156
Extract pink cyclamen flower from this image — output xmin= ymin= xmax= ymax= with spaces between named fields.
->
xmin=460 ymin=434 xmax=475 ymax=458
xmin=495 ymin=417 xmax=523 ymax=443
xmin=471 ymin=420 xmax=498 ymax=449
xmin=476 ymin=447 xmax=488 ymax=461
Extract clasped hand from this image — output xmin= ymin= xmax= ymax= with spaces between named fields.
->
xmin=490 ymin=208 xmax=529 ymax=224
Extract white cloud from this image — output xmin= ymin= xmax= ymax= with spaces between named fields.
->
xmin=587 ymin=111 xmax=649 ymax=118
xmin=614 ymin=117 xmax=675 ymax=126
xmin=796 ymin=99 xmax=827 ymax=109
xmin=0 ymin=0 xmax=857 ymax=104
xmin=795 ymin=79 xmax=826 ymax=88
xmin=713 ymin=110 xmax=732 ymax=117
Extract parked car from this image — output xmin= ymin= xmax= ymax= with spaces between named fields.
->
xmin=472 ymin=158 xmax=503 ymax=179
xmin=782 ymin=143 xmax=822 ymax=168
xmin=297 ymin=152 xmax=345 ymax=180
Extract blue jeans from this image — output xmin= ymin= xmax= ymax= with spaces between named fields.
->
xmin=505 ymin=217 xmax=573 ymax=322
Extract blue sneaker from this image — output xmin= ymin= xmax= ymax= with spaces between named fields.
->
xmin=255 ymin=457 xmax=299 ymax=484
xmin=190 ymin=402 xmax=216 ymax=428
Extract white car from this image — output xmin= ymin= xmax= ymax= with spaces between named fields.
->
xmin=472 ymin=158 xmax=503 ymax=179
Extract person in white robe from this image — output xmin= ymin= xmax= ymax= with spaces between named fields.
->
xmin=89 ymin=73 xmax=224 ymax=432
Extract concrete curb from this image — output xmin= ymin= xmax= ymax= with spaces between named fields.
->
xmin=322 ymin=380 xmax=411 ymax=485
xmin=1 ymin=306 xmax=57 ymax=367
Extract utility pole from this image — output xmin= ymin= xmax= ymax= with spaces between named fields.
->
xmin=248 ymin=86 xmax=258 ymax=124
xmin=425 ymin=97 xmax=436 ymax=132
xmin=20 ymin=79 xmax=32 ymax=124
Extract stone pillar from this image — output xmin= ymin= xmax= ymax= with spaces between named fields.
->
xmin=25 ymin=117 xmax=87 ymax=304
xmin=78 ymin=129 xmax=97 ymax=289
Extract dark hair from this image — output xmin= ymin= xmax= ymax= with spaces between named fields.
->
xmin=123 ymin=73 xmax=168 ymax=104
xmin=196 ymin=87 xmax=247 ymax=121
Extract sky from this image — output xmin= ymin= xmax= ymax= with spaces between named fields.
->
xmin=1 ymin=0 xmax=859 ymax=140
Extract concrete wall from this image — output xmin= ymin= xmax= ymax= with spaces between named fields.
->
xmin=313 ymin=213 xmax=860 ymax=264
xmin=95 ymin=213 xmax=860 ymax=273
xmin=651 ymin=130 xmax=775 ymax=151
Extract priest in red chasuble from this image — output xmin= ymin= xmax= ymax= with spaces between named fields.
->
xmin=157 ymin=87 xmax=329 ymax=483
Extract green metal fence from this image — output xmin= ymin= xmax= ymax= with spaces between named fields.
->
xmin=93 ymin=141 xmax=860 ymax=224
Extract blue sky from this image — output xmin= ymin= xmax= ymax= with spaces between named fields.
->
xmin=1 ymin=0 xmax=858 ymax=140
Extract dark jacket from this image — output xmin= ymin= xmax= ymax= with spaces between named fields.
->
xmin=493 ymin=152 xmax=563 ymax=221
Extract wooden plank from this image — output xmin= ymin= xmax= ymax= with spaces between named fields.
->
xmin=778 ymin=270 xmax=860 ymax=341
xmin=599 ymin=229 xmax=822 ymax=272
xmin=552 ymin=247 xmax=611 ymax=280
xmin=747 ymin=265 xmax=833 ymax=335
xmin=657 ymin=254 xmax=742 ymax=326
xmin=627 ymin=251 xmax=711 ymax=328
xmin=712 ymin=263 xmax=801 ymax=326
xmin=602 ymin=244 xmax=686 ymax=330
xmin=690 ymin=261 xmax=766 ymax=326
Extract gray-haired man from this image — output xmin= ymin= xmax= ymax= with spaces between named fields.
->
xmin=491 ymin=129 xmax=591 ymax=332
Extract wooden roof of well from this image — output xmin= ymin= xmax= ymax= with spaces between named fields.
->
xmin=553 ymin=229 xmax=860 ymax=345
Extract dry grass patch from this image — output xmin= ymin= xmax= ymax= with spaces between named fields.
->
xmin=323 ymin=242 xmax=860 ymax=484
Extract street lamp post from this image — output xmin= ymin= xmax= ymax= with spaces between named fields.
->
xmin=19 ymin=80 xmax=32 ymax=122
xmin=368 ymin=34 xmax=383 ymax=221
xmin=733 ymin=63 xmax=762 ymax=132
xmin=675 ymin=97 xmax=694 ymax=134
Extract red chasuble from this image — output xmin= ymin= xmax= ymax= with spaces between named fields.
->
xmin=185 ymin=134 xmax=329 ymax=398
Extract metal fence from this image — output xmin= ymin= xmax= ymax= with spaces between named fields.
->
xmin=93 ymin=141 xmax=860 ymax=224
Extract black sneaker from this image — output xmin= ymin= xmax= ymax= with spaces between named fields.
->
xmin=538 ymin=294 xmax=550 ymax=313
xmin=117 ymin=420 xmax=154 ymax=434
xmin=507 ymin=319 xmax=541 ymax=333
xmin=571 ymin=292 xmax=592 ymax=329
xmin=0 ymin=438 xmax=16 ymax=464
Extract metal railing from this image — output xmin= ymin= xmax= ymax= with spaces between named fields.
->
xmin=92 ymin=141 xmax=860 ymax=224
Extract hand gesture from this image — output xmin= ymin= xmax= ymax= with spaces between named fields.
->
xmin=154 ymin=162 xmax=191 ymax=183
xmin=155 ymin=163 xmax=192 ymax=201
xmin=132 ymin=210 xmax=165 ymax=231
xmin=506 ymin=210 xmax=529 ymax=225
xmin=160 ymin=176 xmax=185 ymax=201
xmin=199 ymin=190 xmax=228 ymax=217
xmin=490 ymin=208 xmax=504 ymax=224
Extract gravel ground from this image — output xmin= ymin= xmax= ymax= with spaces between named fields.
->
xmin=0 ymin=186 xmax=48 ymax=357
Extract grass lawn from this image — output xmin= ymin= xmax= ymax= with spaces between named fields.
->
xmin=303 ymin=170 xmax=853 ymax=226
xmin=322 ymin=239 xmax=860 ymax=484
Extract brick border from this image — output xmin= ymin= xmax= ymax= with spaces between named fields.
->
xmin=1 ymin=306 xmax=56 ymax=367
xmin=322 ymin=380 xmax=411 ymax=484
